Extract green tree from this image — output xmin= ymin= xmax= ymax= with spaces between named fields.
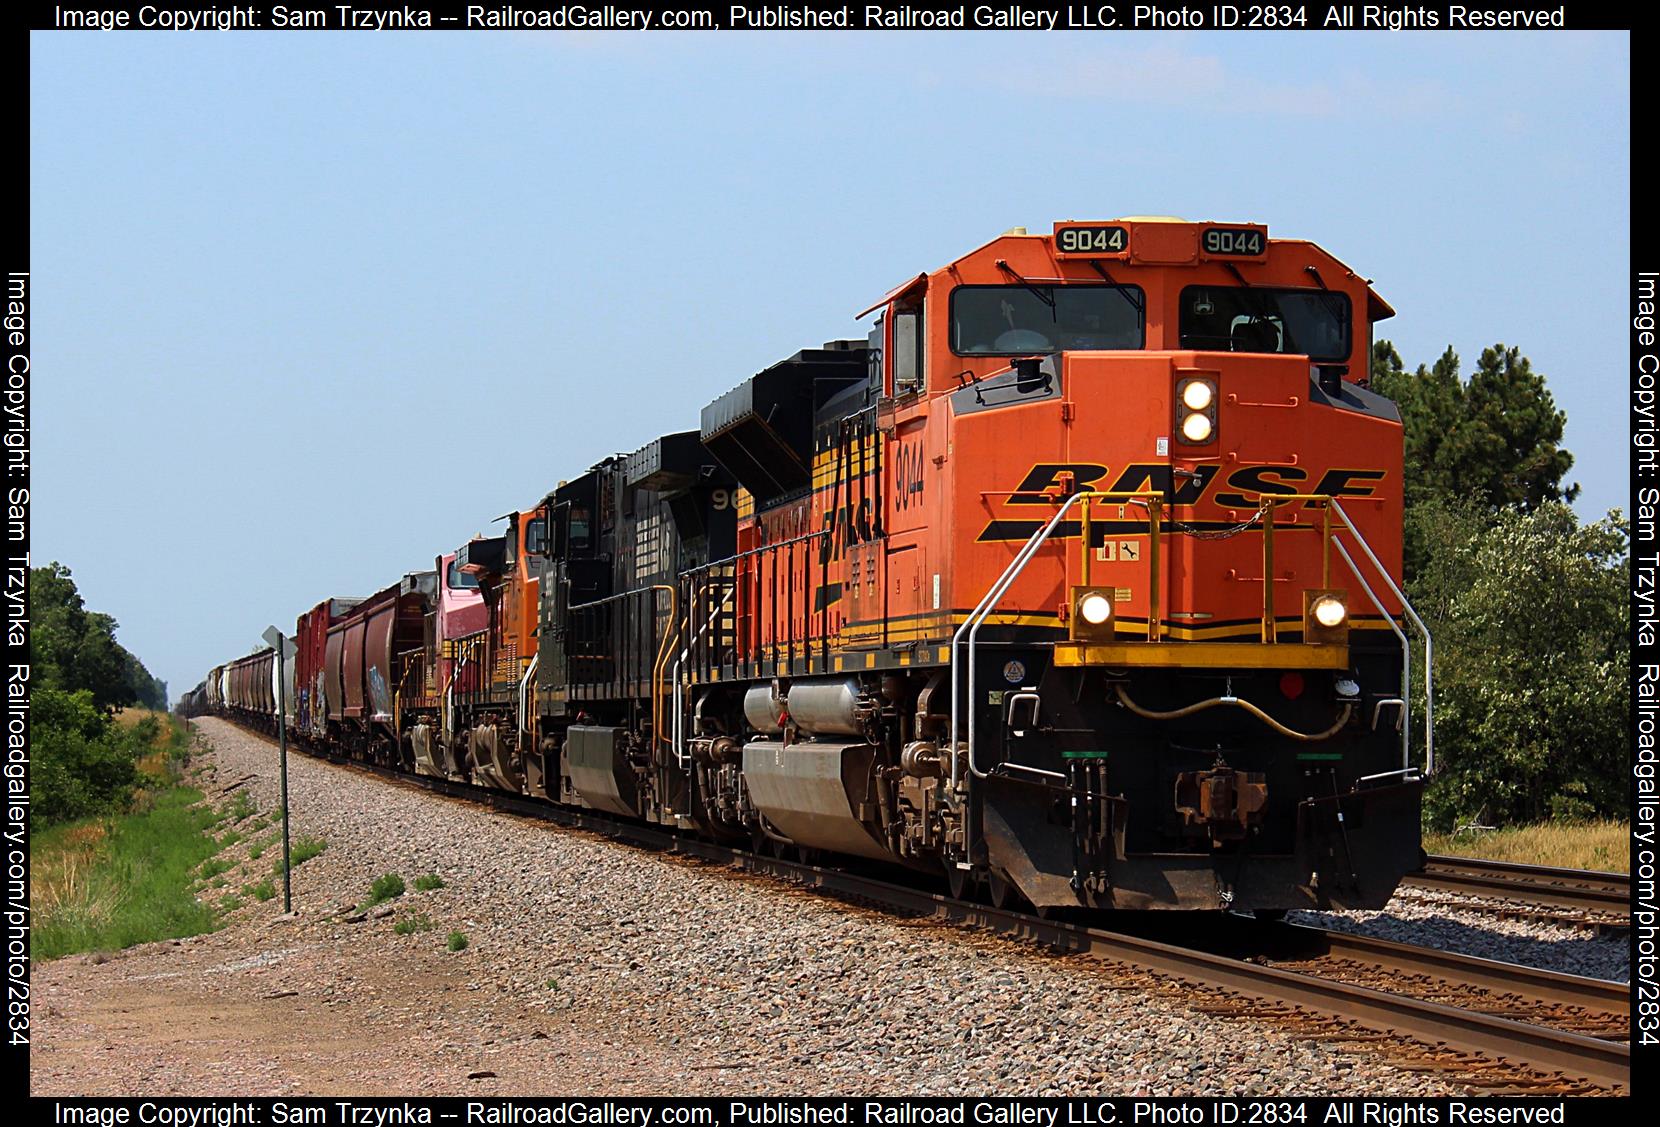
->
xmin=1409 ymin=502 xmax=1627 ymax=829
xmin=31 ymin=563 xmax=168 ymax=713
xmin=1372 ymin=342 xmax=1579 ymax=578
xmin=31 ymin=563 xmax=137 ymax=711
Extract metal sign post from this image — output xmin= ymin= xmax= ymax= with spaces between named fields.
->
xmin=262 ymin=626 xmax=294 ymax=913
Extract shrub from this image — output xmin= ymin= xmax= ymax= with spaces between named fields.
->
xmin=32 ymin=689 xmax=142 ymax=827
xmin=366 ymin=873 xmax=406 ymax=906
xmin=285 ymin=837 xmax=326 ymax=869
xmin=393 ymin=913 xmax=434 ymax=936
xmin=446 ymin=931 xmax=468 ymax=952
xmin=248 ymin=880 xmax=276 ymax=902
xmin=413 ymin=873 xmax=444 ymax=892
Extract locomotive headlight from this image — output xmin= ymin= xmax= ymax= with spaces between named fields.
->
xmin=1175 ymin=377 xmax=1218 ymax=445
xmin=1070 ymin=586 xmax=1117 ymax=642
xmin=1312 ymin=595 xmax=1347 ymax=628
xmin=1180 ymin=412 xmax=1214 ymax=442
xmin=1079 ymin=592 xmax=1113 ymax=625
xmin=1303 ymin=589 xmax=1350 ymax=645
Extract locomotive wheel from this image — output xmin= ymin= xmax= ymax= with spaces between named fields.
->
xmin=987 ymin=873 xmax=1022 ymax=911
xmin=946 ymin=865 xmax=975 ymax=902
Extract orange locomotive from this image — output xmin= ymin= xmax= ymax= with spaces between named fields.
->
xmin=668 ymin=218 xmax=1427 ymax=912
xmin=194 ymin=217 xmax=1431 ymax=916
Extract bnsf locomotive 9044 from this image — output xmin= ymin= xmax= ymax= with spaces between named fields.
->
xmin=185 ymin=218 xmax=1433 ymax=915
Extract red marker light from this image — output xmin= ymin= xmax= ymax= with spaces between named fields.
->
xmin=1279 ymin=672 xmax=1305 ymax=700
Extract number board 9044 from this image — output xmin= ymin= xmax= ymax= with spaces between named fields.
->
xmin=1201 ymin=226 xmax=1268 ymax=258
xmin=1055 ymin=225 xmax=1129 ymax=256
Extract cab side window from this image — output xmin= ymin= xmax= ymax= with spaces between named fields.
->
xmin=892 ymin=306 xmax=923 ymax=396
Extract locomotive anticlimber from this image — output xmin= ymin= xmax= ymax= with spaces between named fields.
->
xmin=195 ymin=217 xmax=1431 ymax=914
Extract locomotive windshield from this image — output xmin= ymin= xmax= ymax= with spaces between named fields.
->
xmin=521 ymin=516 xmax=549 ymax=578
xmin=446 ymin=559 xmax=479 ymax=590
xmin=524 ymin=516 xmax=548 ymax=556
xmin=951 ymin=285 xmax=1143 ymax=356
xmin=1179 ymin=287 xmax=1351 ymax=362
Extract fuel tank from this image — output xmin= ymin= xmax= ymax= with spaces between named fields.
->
xmin=740 ymin=739 xmax=889 ymax=861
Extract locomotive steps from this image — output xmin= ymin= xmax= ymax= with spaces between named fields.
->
xmin=32 ymin=719 xmax=1620 ymax=1096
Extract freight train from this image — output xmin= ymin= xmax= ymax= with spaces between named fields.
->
xmin=184 ymin=217 xmax=1433 ymax=915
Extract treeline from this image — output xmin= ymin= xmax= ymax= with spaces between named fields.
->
xmin=31 ymin=563 xmax=172 ymax=826
xmin=1370 ymin=343 xmax=1627 ymax=829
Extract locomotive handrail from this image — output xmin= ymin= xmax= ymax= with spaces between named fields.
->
xmin=671 ymin=582 xmax=737 ymax=767
xmin=568 ymin=584 xmax=678 ymax=756
xmin=1252 ymin=494 xmax=1434 ymax=773
xmin=679 ymin=527 xmax=832 ymax=671
xmin=1329 ymin=499 xmax=1434 ymax=776
xmin=951 ymin=490 xmax=1160 ymax=790
xmin=1330 ymin=540 xmax=1414 ymax=770
xmin=952 ymin=488 xmax=1434 ymax=791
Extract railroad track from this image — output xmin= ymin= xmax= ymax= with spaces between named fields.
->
xmin=1404 ymin=856 xmax=1631 ymax=924
xmin=218 ymin=724 xmax=1631 ymax=1094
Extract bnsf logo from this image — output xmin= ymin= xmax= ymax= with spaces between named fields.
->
xmin=980 ymin=462 xmax=1385 ymax=541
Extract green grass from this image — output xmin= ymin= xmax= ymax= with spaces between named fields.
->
xmin=413 ymin=873 xmax=444 ymax=892
xmin=245 ymin=880 xmax=276 ymax=902
xmin=276 ymin=836 xmax=327 ymax=874
xmin=220 ymin=894 xmax=244 ymax=912
xmin=33 ymin=786 xmax=223 ymax=960
xmin=248 ymin=841 xmax=266 ymax=861
xmin=225 ymin=790 xmax=256 ymax=822
xmin=446 ymin=930 xmax=468 ymax=952
xmin=393 ymin=912 xmax=434 ymax=936
xmin=364 ymin=873 xmax=405 ymax=908
xmin=197 ymin=857 xmax=232 ymax=881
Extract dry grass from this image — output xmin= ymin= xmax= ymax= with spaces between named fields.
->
xmin=1425 ymin=819 xmax=1630 ymax=873
xmin=113 ymin=708 xmax=164 ymax=732
xmin=32 ymin=822 xmax=124 ymax=939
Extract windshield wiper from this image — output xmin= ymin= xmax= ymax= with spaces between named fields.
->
xmin=995 ymin=260 xmax=1056 ymax=311
xmin=1088 ymin=261 xmax=1145 ymax=323
xmin=1303 ymin=265 xmax=1350 ymax=323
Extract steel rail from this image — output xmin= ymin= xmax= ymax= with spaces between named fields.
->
xmin=223 ymin=723 xmax=1629 ymax=1093
xmin=1407 ymin=855 xmax=1631 ymax=915
xmin=1218 ymin=917 xmax=1629 ymax=1018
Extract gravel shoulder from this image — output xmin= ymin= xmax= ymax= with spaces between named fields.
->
xmin=31 ymin=719 xmax=1580 ymax=1097
xmin=1289 ymin=891 xmax=1629 ymax=984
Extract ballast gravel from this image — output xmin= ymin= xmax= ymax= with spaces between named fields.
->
xmin=31 ymin=719 xmax=1608 ymax=1097
xmin=1288 ymin=889 xmax=1629 ymax=984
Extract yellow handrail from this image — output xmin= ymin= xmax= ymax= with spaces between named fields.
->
xmin=1067 ymin=490 xmax=1362 ymax=644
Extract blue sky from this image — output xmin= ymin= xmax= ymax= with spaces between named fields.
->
xmin=30 ymin=31 xmax=1630 ymax=701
